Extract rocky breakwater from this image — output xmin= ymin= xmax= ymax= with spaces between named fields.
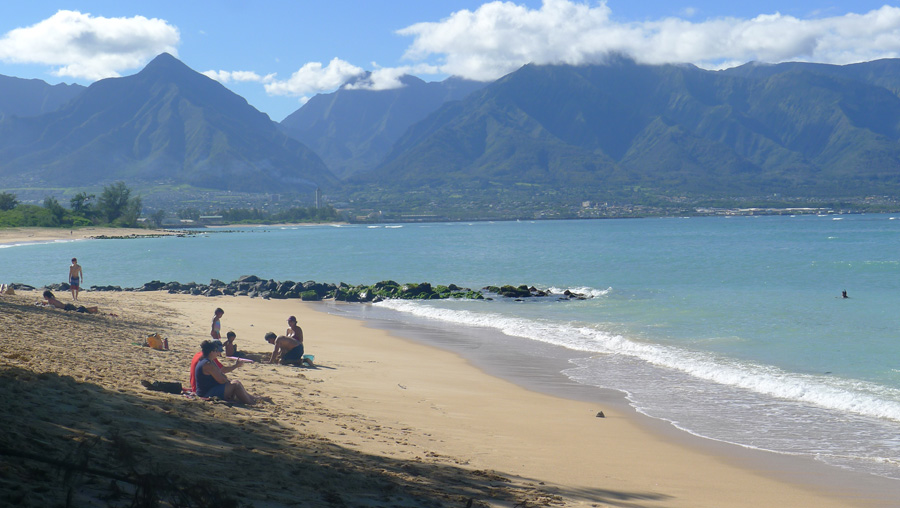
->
xmin=29 ymin=278 xmax=593 ymax=302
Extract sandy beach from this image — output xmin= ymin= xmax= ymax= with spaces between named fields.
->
xmin=2 ymin=282 xmax=898 ymax=507
xmin=2 ymin=227 xmax=899 ymax=507
xmin=0 ymin=226 xmax=178 ymax=245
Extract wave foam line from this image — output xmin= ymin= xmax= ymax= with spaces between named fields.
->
xmin=376 ymin=300 xmax=900 ymax=422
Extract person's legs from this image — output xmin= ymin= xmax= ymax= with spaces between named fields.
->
xmin=206 ymin=383 xmax=226 ymax=399
xmin=225 ymin=380 xmax=255 ymax=404
xmin=280 ymin=343 xmax=304 ymax=365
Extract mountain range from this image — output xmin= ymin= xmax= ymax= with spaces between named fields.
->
xmin=360 ymin=57 xmax=900 ymax=198
xmin=0 ymin=53 xmax=335 ymax=194
xmin=0 ymin=75 xmax=84 ymax=120
xmin=280 ymin=74 xmax=485 ymax=179
xmin=3 ymin=53 xmax=900 ymax=208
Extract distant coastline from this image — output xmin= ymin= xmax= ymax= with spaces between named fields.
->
xmin=0 ymin=227 xmax=179 ymax=247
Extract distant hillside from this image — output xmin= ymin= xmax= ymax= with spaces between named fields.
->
xmin=354 ymin=57 xmax=900 ymax=198
xmin=0 ymin=53 xmax=336 ymax=193
xmin=0 ymin=75 xmax=84 ymax=120
xmin=280 ymin=75 xmax=485 ymax=178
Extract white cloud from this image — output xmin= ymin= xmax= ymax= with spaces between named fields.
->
xmin=395 ymin=0 xmax=900 ymax=81
xmin=203 ymin=70 xmax=275 ymax=84
xmin=0 ymin=10 xmax=179 ymax=81
xmin=346 ymin=64 xmax=440 ymax=91
xmin=264 ymin=58 xmax=365 ymax=96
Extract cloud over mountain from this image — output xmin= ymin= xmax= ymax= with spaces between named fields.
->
xmin=0 ymin=10 xmax=179 ymax=80
xmin=397 ymin=1 xmax=900 ymax=79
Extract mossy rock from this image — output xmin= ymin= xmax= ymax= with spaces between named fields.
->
xmin=300 ymin=290 xmax=320 ymax=301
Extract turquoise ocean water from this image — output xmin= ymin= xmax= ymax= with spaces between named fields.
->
xmin=3 ymin=215 xmax=900 ymax=480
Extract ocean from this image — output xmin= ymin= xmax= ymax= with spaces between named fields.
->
xmin=3 ymin=214 xmax=900 ymax=481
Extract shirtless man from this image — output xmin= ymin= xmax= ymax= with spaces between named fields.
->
xmin=68 ymin=258 xmax=83 ymax=300
xmin=265 ymin=329 xmax=311 ymax=366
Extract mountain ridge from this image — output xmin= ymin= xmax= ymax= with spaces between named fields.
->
xmin=0 ymin=53 xmax=337 ymax=194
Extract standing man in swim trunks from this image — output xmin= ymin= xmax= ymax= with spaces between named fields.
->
xmin=69 ymin=258 xmax=83 ymax=300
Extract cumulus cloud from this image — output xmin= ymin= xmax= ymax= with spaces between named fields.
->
xmin=0 ymin=10 xmax=179 ymax=81
xmin=345 ymin=63 xmax=440 ymax=91
xmin=396 ymin=0 xmax=900 ymax=80
xmin=203 ymin=70 xmax=275 ymax=84
xmin=264 ymin=58 xmax=365 ymax=97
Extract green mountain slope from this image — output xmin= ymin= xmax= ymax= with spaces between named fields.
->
xmin=0 ymin=53 xmax=336 ymax=193
xmin=280 ymin=75 xmax=485 ymax=179
xmin=0 ymin=75 xmax=84 ymax=120
xmin=357 ymin=58 xmax=900 ymax=198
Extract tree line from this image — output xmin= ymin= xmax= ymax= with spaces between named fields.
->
xmin=0 ymin=182 xmax=143 ymax=228
xmin=0 ymin=181 xmax=343 ymax=228
xmin=176 ymin=205 xmax=342 ymax=224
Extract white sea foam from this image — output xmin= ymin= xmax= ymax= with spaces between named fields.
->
xmin=547 ymin=286 xmax=612 ymax=298
xmin=0 ymin=238 xmax=81 ymax=248
xmin=375 ymin=299 xmax=900 ymax=423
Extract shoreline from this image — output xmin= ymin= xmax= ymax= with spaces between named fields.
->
xmin=324 ymin=301 xmax=900 ymax=506
xmin=3 ymin=289 xmax=897 ymax=506
xmin=0 ymin=226 xmax=178 ymax=246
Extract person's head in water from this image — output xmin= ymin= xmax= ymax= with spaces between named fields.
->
xmin=842 ymin=290 xmax=848 ymax=298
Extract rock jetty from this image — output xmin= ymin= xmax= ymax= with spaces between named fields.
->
xmin=14 ymin=278 xmax=593 ymax=302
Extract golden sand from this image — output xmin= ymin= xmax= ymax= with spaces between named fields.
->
xmin=1 ymin=286 xmax=892 ymax=507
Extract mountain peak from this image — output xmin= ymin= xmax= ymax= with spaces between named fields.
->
xmin=139 ymin=53 xmax=193 ymax=77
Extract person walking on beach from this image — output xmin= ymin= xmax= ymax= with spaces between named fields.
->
xmin=68 ymin=258 xmax=83 ymax=300
xmin=211 ymin=308 xmax=224 ymax=340
xmin=194 ymin=340 xmax=267 ymax=404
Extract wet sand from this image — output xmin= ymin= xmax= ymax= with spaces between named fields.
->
xmin=2 ymin=287 xmax=896 ymax=507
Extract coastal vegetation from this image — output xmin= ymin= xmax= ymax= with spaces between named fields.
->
xmin=0 ymin=182 xmax=142 ymax=228
xmin=5 ymin=54 xmax=900 ymax=221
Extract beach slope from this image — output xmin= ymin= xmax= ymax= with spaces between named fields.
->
xmin=0 ymin=290 xmax=890 ymax=507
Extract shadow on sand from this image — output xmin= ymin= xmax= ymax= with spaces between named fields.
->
xmin=0 ymin=367 xmax=669 ymax=507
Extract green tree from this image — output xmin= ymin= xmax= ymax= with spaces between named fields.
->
xmin=43 ymin=196 xmax=66 ymax=225
xmin=0 ymin=191 xmax=18 ymax=211
xmin=178 ymin=207 xmax=200 ymax=220
xmin=70 ymin=192 xmax=95 ymax=218
xmin=149 ymin=209 xmax=167 ymax=228
xmin=98 ymin=182 xmax=142 ymax=226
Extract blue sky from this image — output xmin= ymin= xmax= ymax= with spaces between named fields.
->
xmin=1 ymin=0 xmax=898 ymax=121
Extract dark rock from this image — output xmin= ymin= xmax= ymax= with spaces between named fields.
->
xmin=139 ymin=280 xmax=166 ymax=291
xmin=237 ymin=275 xmax=261 ymax=283
xmin=596 ymin=411 xmax=605 ymax=418
xmin=300 ymin=290 xmax=320 ymax=301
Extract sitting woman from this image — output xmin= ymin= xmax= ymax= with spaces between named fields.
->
xmin=195 ymin=340 xmax=266 ymax=404
xmin=42 ymin=290 xmax=98 ymax=313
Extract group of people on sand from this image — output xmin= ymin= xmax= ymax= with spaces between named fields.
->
xmin=32 ymin=258 xmax=96 ymax=313
xmin=189 ymin=307 xmax=314 ymax=405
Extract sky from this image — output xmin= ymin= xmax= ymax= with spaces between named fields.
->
xmin=1 ymin=1 xmax=900 ymax=121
